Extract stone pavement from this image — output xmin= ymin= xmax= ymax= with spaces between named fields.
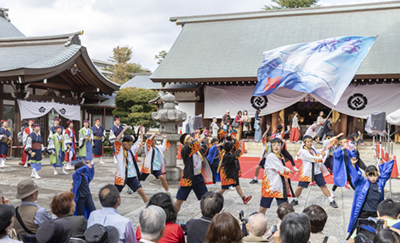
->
xmin=1 ymin=153 xmax=400 ymax=242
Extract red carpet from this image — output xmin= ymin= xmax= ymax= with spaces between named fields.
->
xmin=239 ymin=157 xmax=334 ymax=184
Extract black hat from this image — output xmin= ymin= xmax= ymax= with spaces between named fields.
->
xmin=223 ymin=141 xmax=234 ymax=152
xmin=0 ymin=204 xmax=15 ymax=232
xmin=85 ymin=224 xmax=119 ymax=243
xmin=122 ymin=135 xmax=134 ymax=142
xmin=277 ymin=124 xmax=283 ymax=131
xmin=180 ymin=133 xmax=190 ymax=145
xmin=211 ymin=138 xmax=219 ymax=145
xmin=36 ymin=219 xmax=73 ymax=243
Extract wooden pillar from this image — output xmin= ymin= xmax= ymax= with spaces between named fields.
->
xmin=340 ymin=114 xmax=347 ymax=136
xmin=103 ymin=108 xmax=106 ymax=128
xmin=272 ymin=112 xmax=279 ymax=132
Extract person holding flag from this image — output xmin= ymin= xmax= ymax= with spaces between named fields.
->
xmin=64 ymin=121 xmax=77 ymax=170
xmin=47 ymin=126 xmax=69 ymax=175
xmin=109 ymin=118 xmax=124 ymax=164
xmin=19 ymin=119 xmax=35 ymax=167
xmin=0 ymin=120 xmax=12 ymax=169
xmin=78 ymin=120 xmax=94 ymax=164
xmin=91 ymin=118 xmax=106 ymax=164
xmin=25 ymin=124 xmax=45 ymax=179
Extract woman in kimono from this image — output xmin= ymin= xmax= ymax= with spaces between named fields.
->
xmin=64 ymin=121 xmax=76 ymax=170
xmin=91 ymin=119 xmax=106 ymax=164
xmin=0 ymin=120 xmax=12 ymax=169
xmin=254 ymin=109 xmax=262 ymax=142
xmin=78 ymin=120 xmax=94 ymax=164
xmin=217 ymin=141 xmax=252 ymax=204
xmin=48 ymin=126 xmax=69 ymax=175
xmin=48 ymin=117 xmax=64 ymax=142
xmin=259 ymin=137 xmax=294 ymax=214
xmin=315 ymin=111 xmax=325 ymax=143
xmin=140 ymin=132 xmax=171 ymax=195
xmin=25 ymin=124 xmax=45 ymax=179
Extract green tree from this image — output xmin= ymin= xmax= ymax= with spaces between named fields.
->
xmin=263 ymin=0 xmax=319 ymax=10
xmin=155 ymin=50 xmax=167 ymax=65
xmin=105 ymin=46 xmax=144 ymax=84
xmin=113 ymin=87 xmax=158 ymax=128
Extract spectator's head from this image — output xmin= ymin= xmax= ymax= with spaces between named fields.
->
xmin=303 ymin=135 xmax=313 ymax=149
xmin=0 ymin=204 xmax=15 ymax=237
xmin=205 ymin=212 xmax=243 ymax=243
xmin=226 ymin=110 xmax=230 ymax=116
xmin=279 ymin=212 xmax=311 ymax=243
xmin=74 ymin=161 xmax=86 ymax=171
xmin=16 ymin=179 xmax=40 ymax=202
xmin=338 ymin=137 xmax=348 ymax=148
xmin=271 ymin=137 xmax=283 ymax=153
xmin=238 ymin=111 xmax=242 ymax=116
xmin=147 ymin=193 xmax=177 ymax=223
xmin=99 ymin=184 xmax=120 ymax=209
xmin=246 ymin=213 xmax=268 ymax=237
xmin=200 ymin=192 xmax=224 ymax=219
xmin=85 ymin=224 xmax=120 ymax=243
xmin=180 ymin=133 xmax=194 ymax=145
xmin=319 ymin=111 xmax=324 ymax=116
xmin=377 ymin=199 xmax=400 ymax=219
xmin=277 ymin=202 xmax=295 ymax=220
xmin=139 ymin=205 xmax=166 ymax=242
xmin=213 ymin=117 xmax=217 ymax=123
xmin=366 ymin=165 xmax=380 ymax=184
xmin=36 ymin=219 xmax=72 ymax=243
xmin=51 ymin=191 xmax=76 ymax=218
xmin=302 ymin=205 xmax=328 ymax=234
xmin=67 ymin=121 xmax=73 ymax=128
xmin=122 ymin=135 xmax=134 ymax=150
xmin=373 ymin=228 xmax=400 ymax=243
xmin=243 ymin=110 xmax=248 ymax=116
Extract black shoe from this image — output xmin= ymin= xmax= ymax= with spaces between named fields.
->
xmin=330 ymin=200 xmax=338 ymax=208
xmin=249 ymin=179 xmax=258 ymax=184
xmin=290 ymin=200 xmax=298 ymax=206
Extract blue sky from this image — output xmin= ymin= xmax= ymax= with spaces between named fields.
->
xmin=0 ymin=0 xmax=393 ymax=71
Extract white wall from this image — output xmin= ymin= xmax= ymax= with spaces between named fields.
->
xmin=177 ymin=102 xmax=196 ymax=133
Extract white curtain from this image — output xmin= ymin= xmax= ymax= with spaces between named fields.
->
xmin=17 ymin=100 xmax=81 ymax=121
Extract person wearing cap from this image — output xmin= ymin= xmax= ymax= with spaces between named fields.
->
xmin=20 ymin=119 xmax=35 ymax=167
xmin=88 ymin=184 xmax=137 ymax=243
xmin=217 ymin=141 xmax=252 ymax=204
xmin=48 ymin=117 xmax=64 ymax=143
xmin=206 ymin=138 xmax=224 ymax=183
xmin=25 ymin=124 xmax=45 ymax=179
xmin=259 ymin=137 xmax=294 ymax=214
xmin=114 ymin=125 xmax=149 ymax=203
xmin=36 ymin=219 xmax=72 ymax=243
xmin=174 ymin=133 xmax=215 ymax=213
xmin=64 ymin=121 xmax=77 ymax=170
xmin=290 ymin=135 xmax=338 ymax=208
xmin=0 ymin=120 xmax=12 ymax=169
xmin=13 ymin=179 xmax=51 ymax=236
xmin=48 ymin=126 xmax=69 ymax=175
xmin=109 ymin=118 xmax=124 ymax=164
xmin=85 ymin=224 xmax=120 ymax=243
xmin=140 ymin=132 xmax=171 ymax=196
xmin=79 ymin=120 xmax=94 ymax=164
xmin=0 ymin=204 xmax=20 ymax=242
xmin=91 ymin=118 xmax=106 ymax=164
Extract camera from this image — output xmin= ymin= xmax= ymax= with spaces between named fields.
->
xmin=354 ymin=217 xmax=384 ymax=243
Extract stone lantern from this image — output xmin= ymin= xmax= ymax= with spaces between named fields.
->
xmin=149 ymin=91 xmax=187 ymax=181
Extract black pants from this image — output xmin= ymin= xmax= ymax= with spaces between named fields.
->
xmin=76 ymin=195 xmax=96 ymax=216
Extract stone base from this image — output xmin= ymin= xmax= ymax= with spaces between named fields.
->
xmin=165 ymin=166 xmax=182 ymax=181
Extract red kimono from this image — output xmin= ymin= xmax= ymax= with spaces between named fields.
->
xmin=65 ymin=128 xmax=77 ymax=162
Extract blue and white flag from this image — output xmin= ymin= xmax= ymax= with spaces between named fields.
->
xmin=253 ymin=36 xmax=376 ymax=105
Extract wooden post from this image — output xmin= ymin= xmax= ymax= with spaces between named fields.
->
xmin=272 ymin=112 xmax=279 ymax=132
xmin=340 ymin=114 xmax=348 ymax=136
xmin=103 ymin=108 xmax=106 ymax=128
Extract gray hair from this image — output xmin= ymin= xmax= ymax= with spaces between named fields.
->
xmin=139 ymin=205 xmax=166 ymax=241
xmin=248 ymin=213 xmax=268 ymax=237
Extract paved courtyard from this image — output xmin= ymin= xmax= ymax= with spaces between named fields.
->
xmin=1 ymin=151 xmax=400 ymax=241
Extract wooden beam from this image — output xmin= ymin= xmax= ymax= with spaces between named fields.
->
xmin=31 ymin=82 xmax=97 ymax=92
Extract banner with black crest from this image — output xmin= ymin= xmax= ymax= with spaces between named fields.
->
xmin=17 ymin=100 xmax=81 ymax=121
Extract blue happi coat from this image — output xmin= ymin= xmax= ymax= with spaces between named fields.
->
xmin=91 ymin=125 xmax=106 ymax=156
xmin=0 ymin=127 xmax=11 ymax=157
xmin=207 ymin=145 xmax=221 ymax=182
xmin=347 ymin=159 xmax=394 ymax=234
xmin=71 ymin=165 xmax=95 ymax=219
xmin=333 ymin=147 xmax=357 ymax=187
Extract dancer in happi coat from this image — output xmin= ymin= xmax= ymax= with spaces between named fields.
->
xmin=48 ymin=117 xmax=64 ymax=142
xmin=249 ymin=124 xmax=272 ymax=184
xmin=291 ymin=135 xmax=338 ymax=208
xmin=114 ymin=125 xmax=149 ymax=203
xmin=20 ymin=119 xmax=35 ymax=167
xmin=91 ymin=118 xmax=106 ymax=164
xmin=206 ymin=138 xmax=224 ymax=183
xmin=140 ymin=132 xmax=171 ymax=195
xmin=48 ymin=126 xmax=69 ymax=175
xmin=0 ymin=120 xmax=12 ymax=169
xmin=272 ymin=124 xmax=298 ymax=172
xmin=109 ymin=118 xmax=124 ymax=164
xmin=78 ymin=120 xmax=94 ymax=164
xmin=217 ymin=141 xmax=253 ymax=204
xmin=174 ymin=133 xmax=215 ymax=213
xmin=64 ymin=121 xmax=77 ymax=170
xmin=25 ymin=124 xmax=45 ymax=179
xmin=259 ymin=137 xmax=294 ymax=214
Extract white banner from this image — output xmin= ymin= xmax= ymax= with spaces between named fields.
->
xmin=17 ymin=100 xmax=81 ymax=121
xmin=204 ymin=86 xmax=306 ymax=118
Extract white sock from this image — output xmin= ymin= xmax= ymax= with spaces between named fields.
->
xmin=293 ymin=197 xmax=298 ymax=201
xmin=67 ymin=162 xmax=72 ymax=168
xmin=113 ymin=156 xmax=117 ymax=164
xmin=0 ymin=158 xmax=4 ymax=167
xmin=99 ymin=157 xmax=103 ymax=163
xmin=61 ymin=166 xmax=67 ymax=174
xmin=328 ymin=196 xmax=334 ymax=203
xmin=166 ymin=190 xmax=170 ymax=193
xmin=52 ymin=166 xmax=57 ymax=174
xmin=253 ymin=176 xmax=258 ymax=180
